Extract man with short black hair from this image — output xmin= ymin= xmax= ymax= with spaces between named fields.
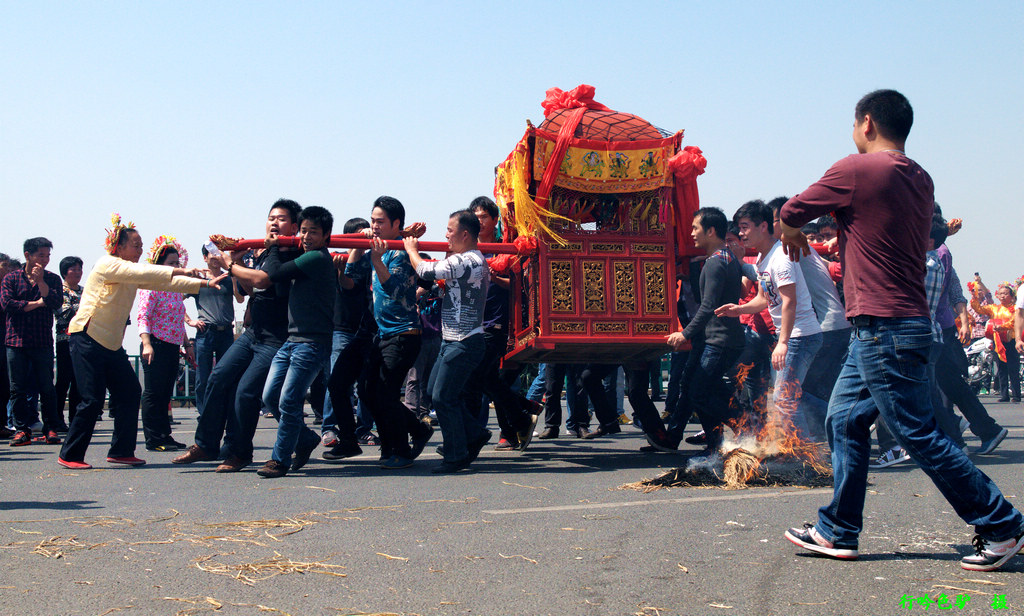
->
xmin=174 ymin=199 xmax=302 ymax=471
xmin=365 ymin=196 xmax=434 ymax=469
xmin=779 ymin=89 xmax=1024 ymax=571
xmin=405 ymin=209 xmax=490 ymax=473
xmin=0 ymin=237 xmax=64 ymax=446
xmin=461 ymin=196 xmax=540 ymax=450
xmin=659 ymin=207 xmax=745 ymax=455
xmin=187 ymin=245 xmax=241 ymax=417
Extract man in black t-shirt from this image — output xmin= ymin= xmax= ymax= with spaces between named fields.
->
xmin=174 ymin=200 xmax=301 ymax=471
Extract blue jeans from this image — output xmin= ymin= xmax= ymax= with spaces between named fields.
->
xmin=196 ymin=330 xmax=280 ymax=457
xmin=800 ymin=328 xmax=850 ymax=440
xmin=432 ymin=335 xmax=489 ymax=462
xmin=816 ymin=317 xmax=1024 ymax=547
xmin=322 ymin=330 xmax=373 ymax=438
xmin=526 ymin=364 xmax=547 ymax=402
xmin=773 ymin=332 xmax=822 ymax=440
xmin=263 ymin=340 xmax=330 ymax=465
xmin=194 ymin=327 xmax=234 ymax=415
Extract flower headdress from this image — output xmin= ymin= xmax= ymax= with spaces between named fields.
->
xmin=104 ymin=213 xmax=136 ymax=255
xmin=146 ymin=235 xmax=188 ymax=267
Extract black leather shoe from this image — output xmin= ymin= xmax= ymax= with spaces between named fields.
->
xmin=582 ymin=425 xmax=621 ymax=439
xmin=537 ymin=427 xmax=558 ymax=440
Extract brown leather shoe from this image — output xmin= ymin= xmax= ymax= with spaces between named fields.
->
xmin=257 ymin=459 xmax=288 ymax=478
xmin=215 ymin=455 xmax=251 ymax=473
xmin=172 ymin=444 xmax=214 ymax=464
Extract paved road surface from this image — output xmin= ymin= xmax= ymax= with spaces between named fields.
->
xmin=1 ymin=397 xmax=1021 ymax=615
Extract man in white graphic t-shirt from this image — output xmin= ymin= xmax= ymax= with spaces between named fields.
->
xmin=717 ymin=200 xmax=822 ymax=439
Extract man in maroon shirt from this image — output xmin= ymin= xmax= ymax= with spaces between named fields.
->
xmin=778 ymin=89 xmax=1024 ymax=572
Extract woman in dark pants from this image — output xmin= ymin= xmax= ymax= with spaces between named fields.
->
xmin=137 ymin=236 xmax=195 ymax=451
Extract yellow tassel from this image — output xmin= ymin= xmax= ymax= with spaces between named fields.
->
xmin=495 ymin=133 xmax=572 ymax=246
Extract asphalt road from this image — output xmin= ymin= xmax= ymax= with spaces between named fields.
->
xmin=1 ymin=397 xmax=1022 ymax=616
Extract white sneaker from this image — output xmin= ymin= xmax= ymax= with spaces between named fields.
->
xmin=868 ymin=447 xmax=911 ymax=469
xmin=961 ymin=532 xmax=1024 ymax=571
xmin=320 ymin=430 xmax=339 ymax=448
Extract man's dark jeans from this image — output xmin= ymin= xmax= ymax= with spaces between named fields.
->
xmin=581 ymin=363 xmax=664 ymax=435
xmin=666 ymin=339 xmax=741 ymax=449
xmin=463 ymin=327 xmax=533 ymax=441
xmin=198 ymin=329 xmax=280 ymax=459
xmin=433 ymin=334 xmax=489 ymax=462
xmin=543 ymin=364 xmax=589 ymax=432
xmin=140 ymin=337 xmax=181 ymax=447
xmin=365 ymin=334 xmax=427 ymax=458
xmin=327 ymin=333 xmax=375 ymax=448
xmin=7 ymin=346 xmax=61 ymax=433
xmin=194 ymin=327 xmax=234 ymax=416
xmin=60 ymin=333 xmax=142 ymax=461
xmin=934 ymin=326 xmax=1002 ymax=440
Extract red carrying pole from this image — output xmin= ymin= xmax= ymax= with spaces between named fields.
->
xmin=219 ymin=236 xmax=527 ymax=255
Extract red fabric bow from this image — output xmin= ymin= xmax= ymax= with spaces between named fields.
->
xmin=665 ymin=146 xmax=708 ymax=250
xmin=535 ymin=85 xmax=614 ymax=211
xmin=541 ymin=85 xmax=612 ymax=118
xmin=486 ymin=235 xmax=539 ymax=276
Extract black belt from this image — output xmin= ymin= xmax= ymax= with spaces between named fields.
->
xmin=205 ymin=324 xmax=233 ymax=332
xmin=850 ymin=315 xmax=874 ymax=327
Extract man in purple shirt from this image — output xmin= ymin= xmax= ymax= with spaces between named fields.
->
xmin=0 ymin=238 xmax=65 ymax=446
xmin=778 ymin=89 xmax=1024 ymax=572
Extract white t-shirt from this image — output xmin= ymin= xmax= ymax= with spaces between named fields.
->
xmin=756 ymin=241 xmax=822 ymax=338
xmin=1016 ymin=289 xmax=1024 ymax=310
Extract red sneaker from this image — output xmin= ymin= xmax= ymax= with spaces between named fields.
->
xmin=45 ymin=430 xmax=62 ymax=445
xmin=9 ymin=430 xmax=32 ymax=446
xmin=107 ymin=456 xmax=146 ymax=466
xmin=58 ymin=457 xmax=93 ymax=470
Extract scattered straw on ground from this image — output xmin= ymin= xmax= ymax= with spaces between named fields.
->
xmin=201 ymin=516 xmax=316 ymax=538
xmin=31 ymin=535 xmax=107 ymax=558
xmin=193 ymin=551 xmax=346 ymax=585
xmin=164 ymin=596 xmax=294 ymax=616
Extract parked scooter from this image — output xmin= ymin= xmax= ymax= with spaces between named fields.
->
xmin=965 ymin=338 xmax=994 ymax=395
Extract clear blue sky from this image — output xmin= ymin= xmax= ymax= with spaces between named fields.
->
xmin=2 ymin=1 xmax=1022 ymax=346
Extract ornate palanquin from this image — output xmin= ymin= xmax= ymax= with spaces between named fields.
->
xmin=494 ymin=85 xmax=707 ymax=364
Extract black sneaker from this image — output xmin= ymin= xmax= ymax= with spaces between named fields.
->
xmin=409 ymin=424 xmax=434 ymax=460
xmin=466 ymin=431 xmax=492 ymax=463
xmin=431 ymin=458 xmax=473 ymax=474
xmin=684 ymin=430 xmax=707 ymax=446
xmin=645 ymin=429 xmax=679 ymax=453
xmin=785 ymin=523 xmax=859 ymax=560
xmin=961 ymin=532 xmax=1024 ymax=571
xmin=357 ymin=432 xmax=379 ymax=446
xmin=975 ymin=427 xmax=1008 ymax=455
xmin=322 ymin=442 xmax=363 ymax=461
xmin=291 ymin=436 xmax=318 ymax=471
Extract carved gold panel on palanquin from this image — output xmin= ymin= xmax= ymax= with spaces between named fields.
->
xmin=549 ymin=260 xmax=575 ymax=313
xmin=643 ymin=261 xmax=667 ymax=314
xmin=612 ymin=261 xmax=636 ymax=314
xmin=582 ymin=261 xmax=605 ymax=313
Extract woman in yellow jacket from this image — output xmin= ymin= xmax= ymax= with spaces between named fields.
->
xmin=57 ymin=215 xmax=226 ymax=469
